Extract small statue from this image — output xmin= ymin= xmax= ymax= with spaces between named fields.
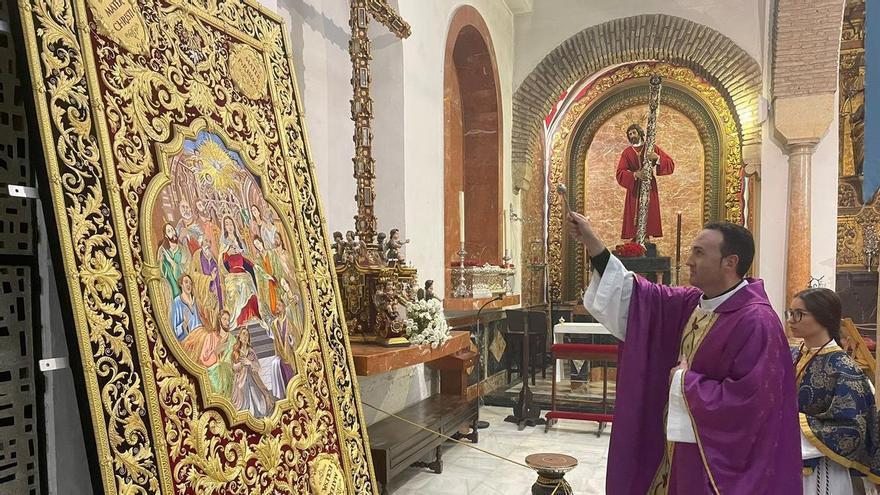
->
xmin=424 ymin=280 xmax=437 ymax=301
xmin=385 ymin=228 xmax=410 ymax=264
xmin=332 ymin=231 xmax=345 ymax=264
xmin=374 ymin=281 xmax=399 ymax=322
xmin=376 ymin=232 xmax=387 ymax=261
xmin=344 ymin=230 xmax=363 ymax=260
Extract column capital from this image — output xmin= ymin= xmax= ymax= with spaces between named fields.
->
xmin=773 ymin=93 xmax=835 ymax=147
xmin=785 ymin=140 xmax=819 ymax=156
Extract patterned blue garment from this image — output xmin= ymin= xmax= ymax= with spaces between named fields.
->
xmin=793 ymin=346 xmax=880 ymax=481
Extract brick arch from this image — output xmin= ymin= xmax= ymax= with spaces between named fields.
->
xmin=512 ymin=14 xmax=762 ymax=191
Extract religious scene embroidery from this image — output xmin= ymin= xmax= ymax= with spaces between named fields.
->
xmin=150 ymin=131 xmax=306 ymax=419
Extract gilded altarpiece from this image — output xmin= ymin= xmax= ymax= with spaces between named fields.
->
xmin=18 ymin=0 xmax=377 ymax=493
xmin=546 ymin=63 xmax=746 ymax=301
xmin=837 ymin=0 xmax=878 ymax=271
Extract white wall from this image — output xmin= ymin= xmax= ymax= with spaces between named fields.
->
xmin=272 ymin=0 xmax=515 ymax=418
xmin=398 ymin=1 xmax=516 ymax=296
xmin=276 ymin=0 xmax=516 ymax=294
xmin=512 ymin=0 xmax=769 ymax=88
xmin=276 ymin=0 xmax=356 ymax=234
xmin=811 ymin=106 xmax=840 ymax=290
xmin=759 ymin=131 xmax=790 ymax=314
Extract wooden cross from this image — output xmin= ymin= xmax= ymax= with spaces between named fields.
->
xmin=348 ymin=0 xmax=411 ymax=244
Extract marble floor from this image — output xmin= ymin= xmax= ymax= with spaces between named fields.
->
xmin=387 ymin=405 xmax=610 ymax=494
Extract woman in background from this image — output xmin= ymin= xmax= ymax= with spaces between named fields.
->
xmin=789 ymin=288 xmax=880 ymax=494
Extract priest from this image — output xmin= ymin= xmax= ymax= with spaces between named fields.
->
xmin=567 ymin=211 xmax=801 ymax=494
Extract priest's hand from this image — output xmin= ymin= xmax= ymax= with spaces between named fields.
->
xmin=634 ymin=169 xmax=649 ymax=181
xmin=648 ymin=151 xmax=660 ymax=162
xmin=566 ymin=211 xmax=605 ymax=257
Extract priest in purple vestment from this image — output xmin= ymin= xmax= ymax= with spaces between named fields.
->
xmin=567 ymin=212 xmax=801 ymax=494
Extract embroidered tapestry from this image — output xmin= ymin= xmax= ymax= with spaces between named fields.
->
xmin=18 ymin=0 xmax=375 ymax=492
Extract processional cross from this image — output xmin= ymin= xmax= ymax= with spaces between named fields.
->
xmin=634 ymin=75 xmax=663 ymax=246
xmin=348 ymin=0 xmax=411 ymax=245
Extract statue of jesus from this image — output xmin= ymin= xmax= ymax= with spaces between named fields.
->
xmin=616 ymin=123 xmax=675 ymax=241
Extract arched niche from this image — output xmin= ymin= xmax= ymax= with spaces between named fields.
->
xmin=545 ymin=63 xmax=746 ymax=302
xmin=512 ymin=14 xmax=761 ymax=194
xmin=443 ymin=5 xmax=502 ymax=297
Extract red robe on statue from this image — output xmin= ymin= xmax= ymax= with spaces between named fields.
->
xmin=616 ymin=144 xmax=675 ymax=240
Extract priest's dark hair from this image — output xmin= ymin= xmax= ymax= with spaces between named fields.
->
xmin=626 ymin=123 xmax=644 ymax=140
xmin=794 ymin=287 xmax=842 ymax=343
xmin=703 ymin=221 xmax=755 ymax=277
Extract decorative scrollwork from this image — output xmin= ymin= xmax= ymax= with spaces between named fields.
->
xmin=19 ymin=0 xmax=377 ymax=493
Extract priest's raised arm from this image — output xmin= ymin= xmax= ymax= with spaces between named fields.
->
xmin=566 ymin=211 xmax=801 ymax=495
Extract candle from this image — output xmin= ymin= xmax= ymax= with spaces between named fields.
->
xmin=502 ymin=208 xmax=508 ymax=255
xmin=459 ymin=191 xmax=465 ymax=244
xmin=675 ymin=211 xmax=683 ymax=264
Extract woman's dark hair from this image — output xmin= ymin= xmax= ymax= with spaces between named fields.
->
xmin=794 ymin=287 xmax=842 ymax=343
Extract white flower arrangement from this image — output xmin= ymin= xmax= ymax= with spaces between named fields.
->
xmin=403 ymin=298 xmax=451 ymax=348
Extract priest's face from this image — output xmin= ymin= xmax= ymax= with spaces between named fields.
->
xmin=686 ymin=229 xmax=737 ymax=292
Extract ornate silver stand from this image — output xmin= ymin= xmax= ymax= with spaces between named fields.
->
xmin=452 ymin=244 xmax=470 ymax=297
xmin=502 ymin=250 xmax=513 ymax=294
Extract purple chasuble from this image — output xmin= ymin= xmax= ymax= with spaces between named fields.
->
xmin=606 ymin=276 xmax=801 ymax=494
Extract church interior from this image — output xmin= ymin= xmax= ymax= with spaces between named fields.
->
xmin=0 ymin=0 xmax=877 ymax=494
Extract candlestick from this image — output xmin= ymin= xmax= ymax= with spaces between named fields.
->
xmin=459 ymin=191 xmax=465 ymax=244
xmin=453 ymin=243 xmax=470 ymax=298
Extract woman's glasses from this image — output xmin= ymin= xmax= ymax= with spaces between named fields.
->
xmin=784 ymin=309 xmax=810 ymax=323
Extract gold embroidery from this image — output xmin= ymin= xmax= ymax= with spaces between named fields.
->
xmin=794 ymin=343 xmax=841 ymax=387
xmin=649 ymin=308 xmax=719 ymax=493
xmin=17 ymin=0 xmax=378 ymax=492
xmin=679 ymin=309 xmax=720 ymax=364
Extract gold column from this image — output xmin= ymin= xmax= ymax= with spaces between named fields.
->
xmin=784 ymin=141 xmax=817 ymax=308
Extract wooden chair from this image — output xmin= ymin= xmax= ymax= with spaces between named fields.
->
xmin=840 ymin=318 xmax=876 ymax=382
xmin=504 ymin=309 xmax=546 ymax=385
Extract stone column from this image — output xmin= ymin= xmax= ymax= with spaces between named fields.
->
xmin=784 ymin=141 xmax=817 ymax=308
xmin=773 ymin=94 xmax=834 ymax=331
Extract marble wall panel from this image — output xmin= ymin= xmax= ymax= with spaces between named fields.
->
xmin=584 ymin=106 xmax=705 ymax=283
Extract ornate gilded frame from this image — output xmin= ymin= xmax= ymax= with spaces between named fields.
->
xmin=18 ymin=0 xmax=377 ymax=493
xmin=547 ymin=63 xmax=745 ymax=300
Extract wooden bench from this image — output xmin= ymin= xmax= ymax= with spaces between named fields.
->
xmin=368 ymin=394 xmax=479 ymax=494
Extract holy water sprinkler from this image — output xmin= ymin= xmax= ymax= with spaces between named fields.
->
xmin=556 ymin=183 xmax=571 ymax=213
